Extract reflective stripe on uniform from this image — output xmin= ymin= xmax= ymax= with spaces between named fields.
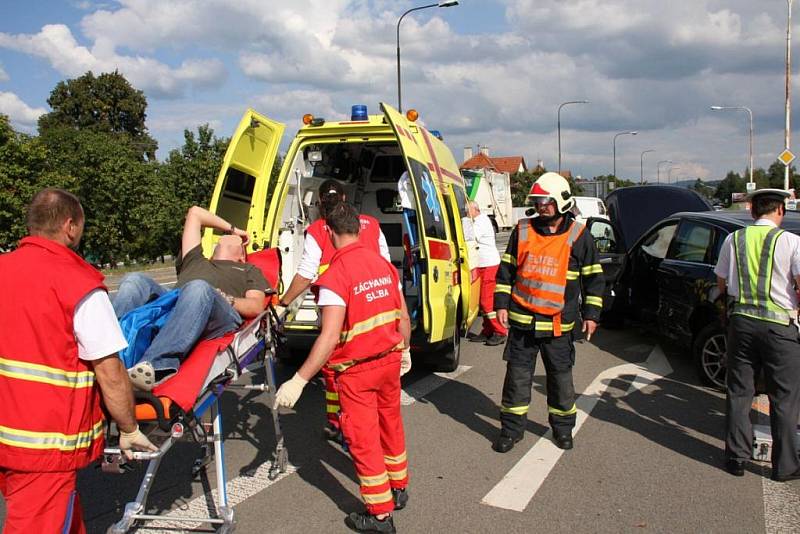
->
xmin=485 ymin=311 xmax=497 ymax=319
xmin=580 ymin=264 xmax=603 ymax=276
xmin=339 ymin=309 xmax=402 ymax=343
xmin=326 ymin=405 xmax=340 ymax=413
xmin=567 ymin=221 xmax=584 ymax=246
xmin=495 ymin=283 xmax=512 ymax=295
xmin=358 ymin=472 xmax=390 ymax=487
xmin=508 ymin=310 xmax=533 ymax=324
xmin=500 ymin=404 xmax=529 ymax=415
xmin=362 ymin=490 xmax=393 ymax=504
xmin=502 ymin=253 xmax=515 ymax=264
xmin=325 ymin=392 xmax=339 ymax=401
xmin=384 ymin=451 xmax=407 ymax=465
xmin=0 ymin=420 xmax=103 ymax=451
xmin=733 ymin=227 xmax=792 ymax=324
xmin=535 ymin=321 xmax=575 ymax=332
xmin=548 ymin=403 xmax=577 ymax=416
xmin=510 ymin=288 xmax=563 ymax=311
xmin=513 ymin=277 xmax=565 ymax=294
xmin=387 ymin=467 xmax=408 ymax=481
xmin=0 ymin=357 xmax=95 ymax=389
xmin=585 ymin=295 xmax=603 ymax=307
xmin=566 ymin=270 xmax=579 ymax=280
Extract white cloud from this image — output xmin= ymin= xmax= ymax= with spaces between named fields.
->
xmin=0 ymin=92 xmax=46 ymax=129
xmin=0 ymin=24 xmax=226 ymax=98
xmin=0 ymin=63 xmax=8 ymax=82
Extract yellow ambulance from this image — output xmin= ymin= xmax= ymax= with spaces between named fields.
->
xmin=203 ymin=103 xmax=480 ymax=371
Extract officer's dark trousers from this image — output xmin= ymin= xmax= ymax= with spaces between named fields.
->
xmin=500 ymin=327 xmax=576 ymax=438
xmin=726 ymin=314 xmax=800 ymax=478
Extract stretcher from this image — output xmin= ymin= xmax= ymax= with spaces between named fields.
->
xmin=101 ymin=248 xmax=287 ymax=534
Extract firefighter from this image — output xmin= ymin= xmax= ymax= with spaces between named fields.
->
xmin=715 ymin=188 xmax=800 ymax=481
xmin=279 ymin=179 xmax=391 ymax=442
xmin=274 ymin=202 xmax=412 ymax=533
xmin=492 ymin=172 xmax=605 ymax=453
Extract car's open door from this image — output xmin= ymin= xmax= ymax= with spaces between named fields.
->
xmin=381 ymin=102 xmax=457 ymax=342
xmin=202 ymin=109 xmax=285 ymax=256
xmin=585 ymin=217 xmax=626 ymax=313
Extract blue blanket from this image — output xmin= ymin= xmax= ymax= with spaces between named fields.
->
xmin=118 ymin=289 xmax=181 ymax=368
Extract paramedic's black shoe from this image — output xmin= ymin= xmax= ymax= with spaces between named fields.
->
xmin=725 ymin=459 xmax=745 ymax=477
xmin=346 ymin=511 xmax=396 ymax=533
xmin=485 ymin=334 xmax=507 ymax=346
xmin=771 ymin=467 xmax=800 ymax=482
xmin=554 ymin=432 xmax=573 ymax=450
xmin=492 ymin=432 xmax=522 ymax=453
xmin=392 ymin=488 xmax=408 ymax=511
xmin=323 ymin=423 xmax=342 ymax=442
xmin=468 ymin=333 xmax=488 ymax=343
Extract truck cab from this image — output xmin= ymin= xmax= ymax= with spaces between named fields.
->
xmin=203 ymin=104 xmax=480 ymax=371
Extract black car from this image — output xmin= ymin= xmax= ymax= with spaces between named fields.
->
xmin=588 ymin=208 xmax=800 ymax=389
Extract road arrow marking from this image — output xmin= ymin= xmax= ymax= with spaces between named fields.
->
xmin=481 ymin=346 xmax=671 ymax=512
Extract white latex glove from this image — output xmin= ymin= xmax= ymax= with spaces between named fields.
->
xmin=119 ymin=425 xmax=158 ymax=460
xmin=274 ymin=372 xmax=308 ymax=409
xmin=400 ymin=348 xmax=412 ymax=377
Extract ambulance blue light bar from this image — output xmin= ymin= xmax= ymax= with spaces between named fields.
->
xmin=351 ymin=105 xmax=368 ymax=121
xmin=430 ymin=130 xmax=444 ymax=140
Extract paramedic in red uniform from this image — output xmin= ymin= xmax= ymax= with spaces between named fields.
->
xmin=275 ymin=202 xmax=411 ymax=534
xmin=279 ymin=179 xmax=391 ymax=442
xmin=0 ymin=188 xmax=156 ymax=534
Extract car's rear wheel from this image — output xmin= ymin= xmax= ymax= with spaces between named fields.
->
xmin=434 ymin=318 xmax=462 ymax=373
xmin=693 ymin=323 xmax=727 ymax=390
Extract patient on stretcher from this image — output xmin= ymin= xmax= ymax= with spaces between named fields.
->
xmin=113 ymin=206 xmax=269 ymax=390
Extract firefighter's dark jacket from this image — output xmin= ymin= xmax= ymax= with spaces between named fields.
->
xmin=494 ymin=214 xmax=605 ymax=335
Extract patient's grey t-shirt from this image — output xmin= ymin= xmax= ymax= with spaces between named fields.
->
xmin=176 ymin=245 xmax=270 ymax=298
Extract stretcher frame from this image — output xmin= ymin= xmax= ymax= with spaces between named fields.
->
xmin=102 ymin=304 xmax=287 ymax=534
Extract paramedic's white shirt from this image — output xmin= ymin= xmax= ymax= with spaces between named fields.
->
xmin=74 ymin=289 xmax=128 ymax=360
xmin=296 ymin=230 xmax=391 ymax=280
xmin=468 ymin=213 xmax=500 ymax=267
xmin=714 ymin=218 xmax=800 ymax=311
xmin=398 ymin=172 xmax=416 ymax=210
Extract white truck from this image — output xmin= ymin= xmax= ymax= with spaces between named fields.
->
xmin=462 ymin=169 xmax=513 ymax=231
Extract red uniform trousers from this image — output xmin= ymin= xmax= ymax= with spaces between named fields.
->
xmin=336 ymin=352 xmax=409 ymax=516
xmin=322 ymin=366 xmax=341 ymax=428
xmin=478 ymin=264 xmax=507 ymax=337
xmin=0 ymin=468 xmax=85 ymax=534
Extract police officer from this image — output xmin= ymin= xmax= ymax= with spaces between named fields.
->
xmin=493 ymin=172 xmax=605 ymax=453
xmin=715 ymin=188 xmax=800 ymax=481
xmin=274 ymin=202 xmax=412 ymax=533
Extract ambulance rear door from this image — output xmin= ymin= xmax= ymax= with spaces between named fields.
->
xmin=203 ymin=109 xmax=285 ymax=256
xmin=381 ymin=103 xmax=457 ymax=342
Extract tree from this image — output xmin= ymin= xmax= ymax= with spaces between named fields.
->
xmin=510 ymin=167 xmax=546 ymax=206
xmin=714 ymin=171 xmax=745 ymax=206
xmin=38 ymin=71 xmax=158 ymax=159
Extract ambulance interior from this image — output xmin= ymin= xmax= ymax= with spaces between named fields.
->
xmin=276 ymin=141 xmax=425 ymax=329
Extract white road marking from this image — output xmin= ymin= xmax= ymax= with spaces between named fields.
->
xmin=133 ymin=460 xmax=297 ymax=533
xmin=401 ymin=365 xmax=472 ymax=405
xmin=481 ymin=346 xmax=671 ymax=512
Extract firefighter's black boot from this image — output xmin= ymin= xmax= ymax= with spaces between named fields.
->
xmin=554 ymin=431 xmax=573 ymax=450
xmin=346 ymin=512 xmax=396 ymax=533
xmin=492 ymin=432 xmax=523 ymax=453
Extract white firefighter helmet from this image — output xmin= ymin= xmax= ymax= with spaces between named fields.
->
xmin=528 ymin=172 xmax=574 ymax=214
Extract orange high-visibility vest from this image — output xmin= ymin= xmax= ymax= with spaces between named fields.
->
xmin=0 ymin=237 xmax=106 ymax=472
xmin=315 ymin=242 xmax=404 ymax=370
xmin=511 ymin=219 xmax=584 ymax=336
xmin=306 ymin=214 xmax=382 ymax=275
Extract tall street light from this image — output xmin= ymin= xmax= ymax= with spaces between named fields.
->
xmin=711 ymin=105 xmax=754 ymax=185
xmin=668 ymin=165 xmax=681 ymax=184
xmin=396 ymin=1 xmax=459 ymax=112
xmin=613 ymin=131 xmax=638 ymax=178
xmin=640 ymin=149 xmax=655 ymax=184
xmin=785 ymin=0 xmax=793 ymax=191
xmin=657 ymin=160 xmax=672 ymax=184
xmin=557 ymin=100 xmax=589 ymax=174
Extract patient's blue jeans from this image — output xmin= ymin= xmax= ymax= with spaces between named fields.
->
xmin=113 ymin=273 xmax=242 ymax=372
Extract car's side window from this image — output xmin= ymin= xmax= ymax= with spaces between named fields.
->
xmin=640 ymin=222 xmax=678 ymax=260
xmin=667 ymin=221 xmax=713 ymax=263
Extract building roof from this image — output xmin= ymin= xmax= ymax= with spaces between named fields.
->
xmin=460 ymin=154 xmax=527 ymax=174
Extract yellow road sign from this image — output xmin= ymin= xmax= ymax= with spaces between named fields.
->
xmin=779 ymin=149 xmax=796 ymax=165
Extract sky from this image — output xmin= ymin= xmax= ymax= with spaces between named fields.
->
xmin=1 ymin=0 xmax=798 ymax=183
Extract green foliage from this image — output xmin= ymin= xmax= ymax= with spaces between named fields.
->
xmin=510 ymin=166 xmax=546 ymax=206
xmin=38 ymin=71 xmax=158 ymax=160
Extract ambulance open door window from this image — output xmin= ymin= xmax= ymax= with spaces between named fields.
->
xmin=214 ymin=167 xmax=256 ymax=235
xmin=407 ymin=159 xmax=447 ymax=240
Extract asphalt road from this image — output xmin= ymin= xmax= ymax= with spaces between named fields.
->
xmin=2 ymin=231 xmax=798 ymax=533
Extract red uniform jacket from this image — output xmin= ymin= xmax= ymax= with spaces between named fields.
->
xmin=306 ymin=214 xmax=382 ymax=274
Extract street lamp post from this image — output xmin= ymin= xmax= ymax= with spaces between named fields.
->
xmin=657 ymin=160 xmax=672 ymax=184
xmin=640 ymin=149 xmax=655 ymax=184
xmin=396 ymin=1 xmax=459 ymax=112
xmin=711 ymin=105 xmax=754 ymax=185
xmin=668 ymin=165 xmax=680 ymax=184
xmin=785 ymin=0 xmax=793 ymax=191
xmin=557 ymin=100 xmax=589 ymax=174
xmin=613 ymin=131 xmax=638 ymax=178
